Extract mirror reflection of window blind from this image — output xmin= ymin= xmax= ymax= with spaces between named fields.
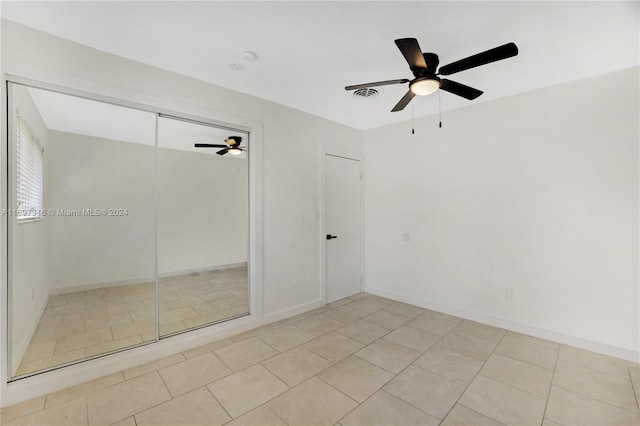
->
xmin=16 ymin=115 xmax=44 ymax=221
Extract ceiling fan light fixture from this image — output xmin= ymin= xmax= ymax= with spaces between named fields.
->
xmin=410 ymin=77 xmax=441 ymax=96
xmin=228 ymin=148 xmax=242 ymax=156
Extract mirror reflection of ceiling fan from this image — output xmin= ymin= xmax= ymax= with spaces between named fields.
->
xmin=345 ymin=38 xmax=519 ymax=112
xmin=194 ymin=136 xmax=246 ymax=156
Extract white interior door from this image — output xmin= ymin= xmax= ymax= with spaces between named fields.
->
xmin=325 ymin=154 xmax=362 ymax=303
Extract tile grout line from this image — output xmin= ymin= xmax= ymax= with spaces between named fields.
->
xmin=435 ymin=327 xmax=508 ymax=425
xmin=540 ymin=342 xmax=562 ymax=424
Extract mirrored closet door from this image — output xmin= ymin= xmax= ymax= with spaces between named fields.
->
xmin=7 ymin=82 xmax=250 ymax=380
xmin=157 ymin=116 xmax=249 ymax=336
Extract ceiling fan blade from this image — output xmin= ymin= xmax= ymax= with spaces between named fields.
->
xmin=195 ymin=143 xmax=227 ymax=148
xmin=395 ymin=38 xmax=427 ymax=69
xmin=345 ymin=79 xmax=409 ymax=91
xmin=440 ymin=79 xmax=483 ymax=100
xmin=216 ymin=148 xmax=229 ymax=156
xmin=391 ymin=90 xmax=416 ymax=112
xmin=439 ymin=42 xmax=518 ymax=76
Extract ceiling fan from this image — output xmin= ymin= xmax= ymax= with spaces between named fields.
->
xmin=194 ymin=136 xmax=246 ymax=156
xmin=345 ymin=38 xmax=519 ymax=112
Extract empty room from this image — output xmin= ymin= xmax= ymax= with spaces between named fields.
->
xmin=0 ymin=1 xmax=638 ymax=425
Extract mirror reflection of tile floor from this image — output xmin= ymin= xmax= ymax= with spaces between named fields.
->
xmin=15 ymin=266 xmax=248 ymax=377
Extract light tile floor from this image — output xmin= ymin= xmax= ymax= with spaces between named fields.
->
xmin=3 ymin=292 xmax=639 ymax=426
xmin=15 ymin=267 xmax=248 ymax=377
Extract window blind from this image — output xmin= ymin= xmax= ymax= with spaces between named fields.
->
xmin=16 ymin=115 xmax=44 ymax=221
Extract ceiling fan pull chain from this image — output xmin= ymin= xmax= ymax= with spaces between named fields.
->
xmin=411 ymin=103 xmax=415 ymax=134
xmin=439 ymin=89 xmax=443 ymax=128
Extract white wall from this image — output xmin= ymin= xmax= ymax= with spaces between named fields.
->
xmin=364 ymin=67 xmax=639 ymax=360
xmin=157 ymin=147 xmax=248 ymax=275
xmin=46 ymin=131 xmax=156 ymax=289
xmin=9 ymin=84 xmax=50 ymax=374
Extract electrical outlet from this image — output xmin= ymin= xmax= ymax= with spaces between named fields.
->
xmin=503 ymin=287 xmax=513 ymax=302
xmin=402 ymin=233 xmax=410 ymax=242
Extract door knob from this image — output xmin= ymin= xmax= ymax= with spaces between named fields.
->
xmin=326 ymin=234 xmax=338 ymax=240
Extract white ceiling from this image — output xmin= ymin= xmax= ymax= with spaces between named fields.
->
xmin=3 ymin=1 xmax=638 ymax=130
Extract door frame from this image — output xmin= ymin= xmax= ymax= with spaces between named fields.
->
xmin=319 ymin=148 xmax=364 ymax=305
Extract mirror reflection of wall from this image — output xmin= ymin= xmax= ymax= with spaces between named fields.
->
xmin=157 ymin=117 xmax=249 ymax=337
xmin=8 ymin=83 xmax=249 ymax=379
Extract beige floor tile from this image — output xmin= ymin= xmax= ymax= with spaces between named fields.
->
xmin=304 ymin=331 xmax=365 ymax=363
xmin=324 ymin=306 xmax=369 ymax=323
xmin=158 ymin=307 xmax=199 ymax=325
xmin=459 ymin=375 xmax=546 ymax=426
xmin=111 ymin=318 xmax=155 ymax=340
xmin=135 ymin=386 xmax=231 ymax=425
xmin=435 ymin=331 xmax=497 ymax=361
xmin=546 ymin=386 xmax=640 ymax=425
xmin=407 ymin=314 xmax=460 ymax=336
xmin=222 ymin=305 xmax=250 ymax=318
xmin=87 ymin=372 xmax=171 ymax=426
xmin=480 ymin=353 xmax=553 ymax=398
xmin=454 ymin=320 xmax=506 ymax=342
xmin=16 ymin=348 xmax=86 ymax=376
xmin=326 ymin=298 xmax=351 ymax=308
xmin=441 ymin=404 xmax=505 ymax=426
xmin=32 ymin=320 xmax=86 ymax=343
xmin=123 ymin=353 xmax=186 ymax=380
xmin=85 ymin=313 xmax=133 ymax=331
xmin=384 ymin=302 xmax=425 ymax=318
xmin=163 ymin=296 xmax=204 ymax=310
xmin=63 ymin=307 xmax=109 ymax=322
xmin=318 ymin=356 xmax=393 ymax=402
xmin=128 ymin=309 xmax=156 ymax=322
xmin=348 ymin=298 xmax=391 ymax=313
xmin=158 ymin=352 xmax=232 ymax=397
xmin=363 ymin=310 xmax=412 ymax=330
xmin=198 ymin=290 xmax=235 ymax=303
xmin=268 ymin=377 xmax=357 ymax=426
xmin=86 ymin=335 xmax=142 ymax=357
xmin=336 ymin=320 xmax=390 ymax=344
xmin=494 ymin=339 xmax=558 ymax=370
xmin=214 ymin=337 xmax=279 ymax=372
xmin=355 ymin=338 xmax=420 ymax=374
xmin=183 ymin=311 xmax=227 ymax=328
xmin=158 ymin=320 xmax=189 ymax=336
xmin=182 ymin=338 xmax=235 ymax=359
xmin=20 ymin=339 xmax=57 ymax=363
xmin=383 ymin=325 xmax=440 ymax=352
xmin=559 ymin=345 xmax=632 ymax=379
xmin=259 ymin=325 xmax=315 ymax=352
xmin=225 ymin=405 xmax=287 ymax=426
xmin=46 ymin=372 xmax=124 ymax=407
xmin=413 ymin=347 xmax=484 ymax=386
xmin=384 ymin=365 xmax=465 ymax=419
xmin=207 ymin=364 xmax=288 ymax=418
xmin=295 ymin=314 xmax=345 ymax=336
xmin=109 ymin=416 xmax=136 ymax=426
xmin=229 ymin=325 xmax=274 ymax=343
xmin=5 ymin=397 xmax=87 ymax=426
xmin=501 ymin=331 xmax=559 ymax=349
xmin=1 ymin=396 xmax=46 ymax=423
xmin=106 ymin=301 xmax=147 ymax=315
xmin=341 ymin=390 xmax=439 ymax=426
xmin=263 ymin=346 xmax=331 ymax=386
xmin=630 ymin=365 xmax=640 ymax=407
xmin=55 ymin=328 xmax=114 ymax=354
xmin=553 ymin=361 xmax=638 ymax=412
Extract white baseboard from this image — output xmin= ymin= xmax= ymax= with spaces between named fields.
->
xmin=11 ymin=290 xmax=50 ymax=376
xmin=365 ymin=285 xmax=639 ymax=363
xmin=49 ymin=262 xmax=248 ymax=295
xmin=263 ymin=299 xmax=325 ymax=325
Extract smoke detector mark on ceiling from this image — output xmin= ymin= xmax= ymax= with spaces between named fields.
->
xmin=353 ymin=88 xmax=380 ymax=99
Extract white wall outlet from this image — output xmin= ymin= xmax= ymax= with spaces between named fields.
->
xmin=402 ymin=233 xmax=410 ymax=242
xmin=503 ymin=287 xmax=513 ymax=302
